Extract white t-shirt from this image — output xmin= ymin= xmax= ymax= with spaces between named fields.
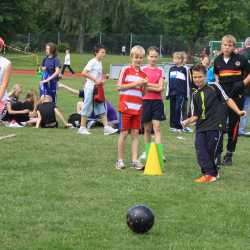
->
xmin=223 ymin=57 xmax=230 ymax=64
xmin=84 ymin=58 xmax=103 ymax=88
xmin=64 ymin=54 xmax=71 ymax=65
xmin=0 ymin=56 xmax=10 ymax=102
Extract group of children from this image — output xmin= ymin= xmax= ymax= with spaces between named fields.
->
xmin=1 ymin=34 xmax=250 ymax=183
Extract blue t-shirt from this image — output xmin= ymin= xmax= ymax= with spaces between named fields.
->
xmin=42 ymin=56 xmax=61 ymax=76
xmin=207 ymin=66 xmax=215 ymax=84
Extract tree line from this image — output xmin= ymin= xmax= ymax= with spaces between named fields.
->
xmin=1 ymin=0 xmax=250 ymax=53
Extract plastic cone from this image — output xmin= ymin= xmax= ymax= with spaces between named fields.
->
xmin=157 ymin=143 xmax=164 ymax=171
xmin=144 ymin=143 xmax=163 ymax=176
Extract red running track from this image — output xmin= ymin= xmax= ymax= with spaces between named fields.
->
xmin=13 ymin=69 xmax=82 ymax=77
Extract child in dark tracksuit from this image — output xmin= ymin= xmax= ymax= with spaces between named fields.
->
xmin=167 ymin=52 xmax=189 ymax=131
xmin=182 ymin=65 xmax=245 ymax=183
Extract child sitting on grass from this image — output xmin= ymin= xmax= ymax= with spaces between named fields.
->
xmin=36 ymin=95 xmax=71 ymax=128
xmin=116 ymin=45 xmax=148 ymax=171
xmin=181 ymin=65 xmax=245 ymax=183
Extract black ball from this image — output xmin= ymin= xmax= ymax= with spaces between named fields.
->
xmin=127 ymin=205 xmax=155 ymax=234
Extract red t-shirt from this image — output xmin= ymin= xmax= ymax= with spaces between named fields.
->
xmin=117 ymin=65 xmax=147 ymax=115
xmin=142 ymin=66 xmax=165 ymax=100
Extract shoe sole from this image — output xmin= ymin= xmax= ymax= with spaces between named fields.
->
xmin=104 ymin=130 xmax=118 ymax=136
xmin=130 ymin=166 xmax=145 ymax=171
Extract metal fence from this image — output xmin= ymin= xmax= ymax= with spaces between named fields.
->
xmin=9 ymin=32 xmax=211 ymax=56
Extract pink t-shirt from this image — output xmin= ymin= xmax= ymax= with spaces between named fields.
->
xmin=142 ymin=66 xmax=165 ymax=100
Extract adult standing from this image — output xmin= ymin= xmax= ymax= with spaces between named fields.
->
xmin=238 ymin=37 xmax=250 ymax=136
xmin=0 ymin=37 xmax=12 ymax=121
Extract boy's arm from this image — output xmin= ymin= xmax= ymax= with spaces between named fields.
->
xmin=0 ymin=63 xmax=12 ymax=101
xmin=226 ymin=98 xmax=246 ymax=116
xmin=117 ymin=79 xmax=147 ymax=90
xmin=36 ymin=111 xmax=42 ymax=128
xmin=54 ymin=108 xmax=72 ymax=128
xmin=181 ymin=116 xmax=198 ymax=127
xmin=58 ymin=82 xmax=79 ymax=95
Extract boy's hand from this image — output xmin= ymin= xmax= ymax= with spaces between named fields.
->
xmin=181 ymin=120 xmax=187 ymax=128
xmin=238 ymin=110 xmax=247 ymax=117
xmin=136 ymin=79 xmax=147 ymax=87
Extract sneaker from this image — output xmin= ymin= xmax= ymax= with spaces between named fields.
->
xmin=139 ymin=151 xmax=146 ymax=161
xmin=222 ymin=152 xmax=233 ymax=166
xmin=194 ymin=175 xmax=217 ymax=183
xmin=78 ymin=127 xmax=91 ymax=135
xmin=169 ymin=127 xmax=176 ymax=132
xmin=104 ymin=125 xmax=118 ymax=135
xmin=131 ymin=160 xmax=144 ymax=171
xmin=182 ymin=127 xmax=193 ymax=133
xmin=239 ymin=131 xmax=250 ymax=137
xmin=8 ymin=121 xmax=23 ymax=128
xmin=20 ymin=122 xmax=27 ymax=127
xmin=87 ymin=120 xmax=96 ymax=129
xmin=116 ymin=160 xmax=125 ymax=170
xmin=244 ymin=132 xmax=250 ymax=137
xmin=170 ymin=128 xmax=182 ymax=133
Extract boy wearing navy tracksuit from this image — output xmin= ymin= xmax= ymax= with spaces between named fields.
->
xmin=167 ymin=52 xmax=190 ymax=131
xmin=182 ymin=65 xmax=245 ymax=183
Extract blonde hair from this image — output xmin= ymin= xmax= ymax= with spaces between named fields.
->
xmin=39 ymin=95 xmax=52 ymax=104
xmin=222 ymin=35 xmax=236 ymax=46
xmin=8 ymin=84 xmax=22 ymax=98
xmin=173 ymin=52 xmax=185 ymax=63
xmin=130 ymin=45 xmax=145 ymax=57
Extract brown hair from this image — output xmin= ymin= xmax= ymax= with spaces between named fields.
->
xmin=191 ymin=64 xmax=207 ymax=75
xmin=26 ymin=89 xmax=38 ymax=104
xmin=147 ymin=46 xmax=160 ymax=55
xmin=46 ymin=42 xmax=57 ymax=57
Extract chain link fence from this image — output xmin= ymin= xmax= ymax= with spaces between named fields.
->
xmin=9 ymin=32 xmax=212 ymax=56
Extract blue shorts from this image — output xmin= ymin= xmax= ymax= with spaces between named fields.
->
xmin=39 ymin=80 xmax=57 ymax=104
xmin=81 ymin=86 xmax=106 ymax=117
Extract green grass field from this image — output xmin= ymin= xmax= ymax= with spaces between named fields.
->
xmin=0 ymin=54 xmax=250 ymax=250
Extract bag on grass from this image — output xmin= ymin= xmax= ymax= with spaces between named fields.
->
xmin=68 ymin=113 xmax=81 ymax=128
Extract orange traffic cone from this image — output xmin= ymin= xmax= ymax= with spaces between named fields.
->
xmin=144 ymin=143 xmax=163 ymax=176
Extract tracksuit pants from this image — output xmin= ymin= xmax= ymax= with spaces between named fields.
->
xmin=169 ymin=95 xmax=186 ymax=129
xmin=218 ymin=95 xmax=244 ymax=154
xmin=61 ymin=64 xmax=75 ymax=75
xmin=195 ymin=130 xmax=222 ymax=177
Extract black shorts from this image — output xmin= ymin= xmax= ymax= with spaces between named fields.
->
xmin=142 ymin=100 xmax=166 ymax=123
